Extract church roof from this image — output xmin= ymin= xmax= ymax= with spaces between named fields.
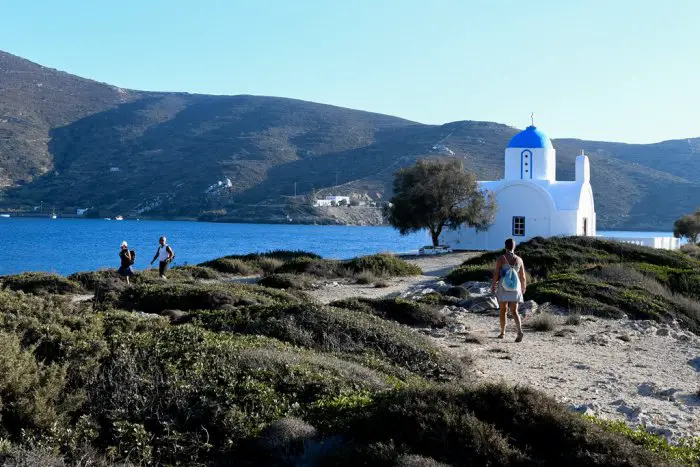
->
xmin=507 ymin=125 xmax=553 ymax=149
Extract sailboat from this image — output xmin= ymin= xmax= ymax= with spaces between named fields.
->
xmin=51 ymin=208 xmax=57 ymax=219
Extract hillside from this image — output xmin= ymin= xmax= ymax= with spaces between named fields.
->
xmin=1 ymin=49 xmax=699 ymax=229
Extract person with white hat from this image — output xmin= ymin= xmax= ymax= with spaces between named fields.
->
xmin=118 ymin=241 xmax=135 ymax=284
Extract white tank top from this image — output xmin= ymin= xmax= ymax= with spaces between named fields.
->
xmin=157 ymin=244 xmax=170 ymax=262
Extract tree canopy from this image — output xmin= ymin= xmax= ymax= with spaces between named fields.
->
xmin=673 ymin=208 xmax=700 ymax=243
xmin=387 ymin=158 xmax=496 ymax=246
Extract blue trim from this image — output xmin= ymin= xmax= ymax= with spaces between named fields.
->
xmin=508 ymin=126 xmax=553 ymax=149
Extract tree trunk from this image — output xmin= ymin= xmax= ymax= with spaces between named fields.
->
xmin=430 ymin=226 xmax=443 ymax=246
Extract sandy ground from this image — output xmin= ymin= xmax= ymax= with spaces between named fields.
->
xmin=306 ymin=252 xmax=479 ymax=304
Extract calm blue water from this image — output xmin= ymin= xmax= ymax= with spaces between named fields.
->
xmin=0 ymin=218 xmax=430 ymax=276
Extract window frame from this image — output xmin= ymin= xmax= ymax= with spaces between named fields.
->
xmin=512 ymin=216 xmax=526 ymax=236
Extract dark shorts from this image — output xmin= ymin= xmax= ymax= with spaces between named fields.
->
xmin=118 ymin=265 xmax=135 ymax=277
xmin=159 ymin=260 xmax=170 ymax=276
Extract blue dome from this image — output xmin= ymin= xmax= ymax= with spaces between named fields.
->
xmin=507 ymin=126 xmax=553 ymax=149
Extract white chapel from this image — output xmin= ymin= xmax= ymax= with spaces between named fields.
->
xmin=439 ymin=124 xmax=596 ymax=250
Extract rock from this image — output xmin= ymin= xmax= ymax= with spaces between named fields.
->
xmin=461 ymin=281 xmax=490 ymax=295
xmin=430 ymin=329 xmax=447 ymax=338
xmin=445 ymin=286 xmax=470 ymax=299
xmin=467 ymin=295 xmax=498 ymax=313
xmin=574 ymin=363 xmax=590 ymax=370
xmin=569 ymin=402 xmax=599 ymax=417
xmin=420 ymin=288 xmax=436 ymax=295
xmin=689 ymin=357 xmax=700 ymax=371
xmin=519 ymin=300 xmax=538 ymax=316
xmin=439 ymin=306 xmax=452 ymax=315
xmin=617 ymin=403 xmax=643 ymax=418
xmin=448 ymin=323 xmax=467 ymax=334
xmin=656 ymin=328 xmax=670 ymax=337
xmin=657 ymin=388 xmax=680 ymax=401
xmin=434 ymin=280 xmax=450 ymax=292
xmin=645 ymin=425 xmax=673 ymax=439
xmin=637 ymin=381 xmax=659 ymax=397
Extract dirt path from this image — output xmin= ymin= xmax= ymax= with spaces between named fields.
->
xmin=306 ymin=252 xmax=478 ymax=304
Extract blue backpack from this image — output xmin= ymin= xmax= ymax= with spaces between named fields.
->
xmin=501 ymin=256 xmax=520 ymax=292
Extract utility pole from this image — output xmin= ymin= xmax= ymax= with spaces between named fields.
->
xmin=294 ymin=182 xmax=297 ymax=197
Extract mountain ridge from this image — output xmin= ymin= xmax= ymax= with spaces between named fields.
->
xmin=1 ymin=49 xmax=699 ymax=230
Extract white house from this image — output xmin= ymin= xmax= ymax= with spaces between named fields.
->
xmin=314 ymin=195 xmax=350 ymax=207
xmin=439 ymin=125 xmax=596 ymax=250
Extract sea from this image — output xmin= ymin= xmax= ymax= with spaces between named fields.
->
xmin=0 ymin=217 xmax=680 ymax=276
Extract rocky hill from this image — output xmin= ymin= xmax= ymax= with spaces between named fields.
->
xmin=1 ymin=49 xmax=699 ymax=229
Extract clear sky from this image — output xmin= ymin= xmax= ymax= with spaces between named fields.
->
xmin=1 ymin=0 xmax=698 ymax=143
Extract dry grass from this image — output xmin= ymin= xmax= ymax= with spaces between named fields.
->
xmin=528 ymin=313 xmax=558 ymax=332
xmin=355 ymin=270 xmax=377 ymax=285
xmin=565 ymin=313 xmax=582 ymax=326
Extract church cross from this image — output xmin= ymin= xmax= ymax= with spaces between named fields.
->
xmin=530 ymin=112 xmax=534 ymax=126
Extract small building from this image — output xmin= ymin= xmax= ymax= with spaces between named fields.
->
xmin=314 ymin=195 xmax=350 ymax=207
xmin=439 ymin=124 xmax=596 ymax=250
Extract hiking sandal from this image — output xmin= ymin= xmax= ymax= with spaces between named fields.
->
xmin=497 ymin=333 xmax=505 ymax=339
xmin=515 ymin=332 xmax=524 ymax=343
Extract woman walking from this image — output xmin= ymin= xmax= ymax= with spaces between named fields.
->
xmin=118 ymin=241 xmax=135 ymax=285
xmin=491 ymin=238 xmax=527 ymax=342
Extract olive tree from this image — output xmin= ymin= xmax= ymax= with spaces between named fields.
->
xmin=674 ymin=208 xmax=700 ymax=243
xmin=387 ymin=158 xmax=496 ymax=246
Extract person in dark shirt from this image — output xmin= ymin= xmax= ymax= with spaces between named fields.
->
xmin=118 ymin=241 xmax=135 ymax=284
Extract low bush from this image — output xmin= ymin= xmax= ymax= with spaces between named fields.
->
xmin=114 ymin=282 xmax=304 ymax=314
xmin=89 ymin=326 xmax=400 ymax=465
xmin=681 ymin=243 xmax=700 ymax=260
xmin=192 ymin=302 xmax=462 ymax=381
xmin=199 ymin=257 xmax=253 ymax=275
xmin=1 ymin=272 xmax=83 ymax=295
xmin=527 ymin=313 xmax=558 ymax=332
xmin=170 ymin=265 xmax=220 ymax=280
xmin=68 ymin=269 xmax=121 ymax=291
xmin=313 ymin=384 xmax=667 ymax=466
xmin=564 ymin=313 xmax=582 ymax=326
xmin=445 ymin=286 xmax=470 ymax=299
xmin=527 ymin=273 xmax=700 ymax=333
xmin=345 ymin=254 xmax=422 ymax=277
xmin=354 ymin=270 xmax=377 ymax=285
xmin=200 ymin=250 xmax=321 ymax=276
xmin=330 ymin=297 xmax=448 ymax=328
xmin=258 ymin=273 xmax=316 ymax=290
xmin=275 ymin=257 xmax=343 ymax=278
xmin=445 ymin=264 xmax=492 ymax=285
xmin=587 ymin=416 xmax=700 ymax=466
xmin=374 ymin=280 xmax=390 ymax=288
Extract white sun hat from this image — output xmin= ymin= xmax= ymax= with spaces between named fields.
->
xmin=121 ymin=241 xmax=128 ymax=247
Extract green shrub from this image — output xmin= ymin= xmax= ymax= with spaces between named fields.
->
xmin=199 ymin=257 xmax=253 ymax=275
xmin=89 ymin=325 xmax=399 ymax=465
xmin=275 ymin=257 xmax=343 ymax=278
xmin=200 ymin=250 xmax=321 ymax=275
xmin=527 ymin=273 xmax=700 ymax=333
xmin=330 ymin=297 xmax=448 ymax=328
xmin=258 ymin=273 xmax=316 ymax=290
xmin=68 ymin=269 xmax=121 ymax=291
xmin=170 ymin=265 xmax=220 ymax=280
xmin=587 ymin=417 xmax=700 ymax=466
xmin=192 ymin=302 xmax=462 ymax=381
xmin=445 ymin=264 xmax=492 ymax=285
xmin=114 ymin=282 xmax=304 ymax=314
xmin=313 ymin=384 xmax=667 ymax=466
xmin=681 ymin=243 xmax=700 ymax=260
xmin=345 ymin=254 xmax=422 ymax=277
xmin=1 ymin=272 xmax=83 ymax=295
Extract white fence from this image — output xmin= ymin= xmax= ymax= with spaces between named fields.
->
xmin=598 ymin=235 xmax=681 ymax=250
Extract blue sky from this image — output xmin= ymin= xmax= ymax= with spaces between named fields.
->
xmin=1 ymin=0 xmax=698 ymax=143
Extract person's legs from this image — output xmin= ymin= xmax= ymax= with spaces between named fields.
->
xmin=159 ymin=261 xmax=167 ymax=279
xmin=498 ymin=301 xmax=508 ymax=337
xmin=509 ymin=302 xmax=524 ymax=342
